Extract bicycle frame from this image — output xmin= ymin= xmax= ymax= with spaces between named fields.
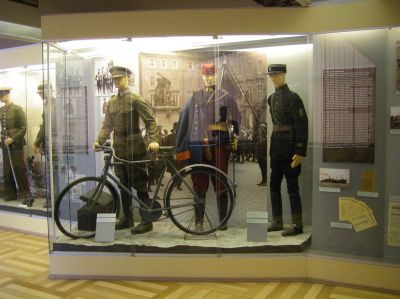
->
xmin=94 ymin=147 xmax=199 ymax=217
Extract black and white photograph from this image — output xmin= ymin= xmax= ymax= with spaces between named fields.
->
xmin=390 ymin=106 xmax=400 ymax=134
xmin=94 ymin=59 xmax=115 ymax=97
xmin=319 ymin=168 xmax=351 ymax=188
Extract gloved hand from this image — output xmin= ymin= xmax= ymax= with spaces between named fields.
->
xmin=230 ymin=135 xmax=238 ymax=151
xmin=291 ymin=154 xmax=304 ymax=168
xmin=33 ymin=145 xmax=44 ymax=155
xmin=92 ymin=142 xmax=102 ymax=152
xmin=5 ymin=137 xmax=13 ymax=145
xmin=147 ymin=142 xmax=160 ymax=153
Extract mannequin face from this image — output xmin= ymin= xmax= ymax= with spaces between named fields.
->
xmin=113 ymin=75 xmax=129 ymax=89
xmin=202 ymin=74 xmax=216 ymax=87
xmin=0 ymin=93 xmax=10 ymax=104
xmin=269 ymin=73 xmax=286 ymax=88
xmin=38 ymin=90 xmax=50 ymax=102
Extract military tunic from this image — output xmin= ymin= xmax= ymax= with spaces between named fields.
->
xmin=175 ymin=89 xmax=240 ymax=164
xmin=0 ymin=103 xmax=30 ymax=199
xmin=96 ymin=88 xmax=158 ymax=215
xmin=175 ymin=88 xmax=240 ymax=193
xmin=267 ymin=84 xmax=308 ymax=226
xmin=34 ymin=97 xmax=59 ymax=200
xmin=34 ymin=97 xmax=57 ymax=150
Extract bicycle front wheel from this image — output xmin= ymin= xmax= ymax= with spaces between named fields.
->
xmin=164 ymin=165 xmax=234 ymax=235
xmin=55 ymin=177 xmax=119 ymax=239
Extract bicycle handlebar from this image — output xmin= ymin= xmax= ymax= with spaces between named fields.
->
xmin=94 ymin=143 xmax=175 ymax=163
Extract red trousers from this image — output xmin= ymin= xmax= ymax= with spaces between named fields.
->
xmin=191 ymin=145 xmax=229 ymax=195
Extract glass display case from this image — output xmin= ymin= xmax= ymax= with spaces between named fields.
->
xmin=0 ymin=44 xmax=48 ymax=218
xmin=6 ymin=27 xmax=400 ymax=270
xmin=43 ymin=35 xmax=314 ymax=255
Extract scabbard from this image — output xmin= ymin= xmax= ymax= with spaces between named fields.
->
xmin=5 ymin=144 xmax=19 ymax=191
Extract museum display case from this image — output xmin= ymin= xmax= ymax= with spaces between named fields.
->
xmin=42 ymin=26 xmax=400 ymax=266
xmin=43 ymin=35 xmax=314 ymax=255
xmin=0 ymin=44 xmax=48 ymax=218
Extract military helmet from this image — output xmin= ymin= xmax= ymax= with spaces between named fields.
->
xmin=109 ymin=66 xmax=133 ymax=78
xmin=37 ymin=81 xmax=53 ymax=93
xmin=0 ymin=87 xmax=12 ymax=97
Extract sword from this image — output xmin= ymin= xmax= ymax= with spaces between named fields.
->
xmin=228 ymin=124 xmax=237 ymax=193
xmin=2 ymin=132 xmax=19 ymax=191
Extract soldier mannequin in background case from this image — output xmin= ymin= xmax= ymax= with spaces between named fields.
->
xmin=33 ymin=82 xmax=58 ymax=208
xmin=266 ymin=64 xmax=308 ymax=237
xmin=175 ymin=63 xmax=240 ymax=232
xmin=0 ymin=87 xmax=32 ymax=205
xmin=93 ymin=66 xmax=160 ymax=235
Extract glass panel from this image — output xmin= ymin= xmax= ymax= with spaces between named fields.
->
xmin=0 ymin=45 xmax=43 ymax=217
xmin=43 ymin=30 xmax=400 ymax=264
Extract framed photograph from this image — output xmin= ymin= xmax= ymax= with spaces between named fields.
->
xmin=323 ymin=67 xmax=375 ymax=163
xmin=390 ymin=106 xmax=400 ymax=134
xmin=139 ymin=52 xmax=204 ymax=110
xmin=94 ymin=59 xmax=115 ymax=97
xmin=319 ymin=168 xmax=350 ymax=188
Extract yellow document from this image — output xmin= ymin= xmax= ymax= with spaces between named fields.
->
xmin=338 ymin=197 xmax=377 ymax=232
xmin=352 ymin=211 xmax=377 ymax=232
xmin=339 ymin=197 xmax=357 ymax=222
xmin=388 ymin=201 xmax=400 ymax=247
xmin=360 ymin=170 xmax=376 ymax=192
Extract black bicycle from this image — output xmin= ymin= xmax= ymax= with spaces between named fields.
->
xmin=54 ymin=144 xmax=235 ymax=239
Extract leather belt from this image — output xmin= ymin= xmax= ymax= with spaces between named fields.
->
xmin=208 ymin=124 xmax=228 ymax=132
xmin=272 ymin=125 xmax=292 ymax=132
xmin=114 ymin=130 xmax=140 ymax=135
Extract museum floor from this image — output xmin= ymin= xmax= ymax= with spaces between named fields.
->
xmin=1 ymin=228 xmax=399 ymax=299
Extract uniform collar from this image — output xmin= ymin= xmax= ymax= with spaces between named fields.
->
xmin=3 ymin=102 xmax=13 ymax=109
xmin=275 ymin=83 xmax=289 ymax=93
xmin=118 ymin=87 xmax=130 ymax=97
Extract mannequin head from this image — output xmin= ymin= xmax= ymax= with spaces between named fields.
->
xmin=201 ymin=63 xmax=216 ymax=88
xmin=109 ymin=66 xmax=132 ymax=90
xmin=266 ymin=64 xmax=287 ymax=88
xmin=37 ymin=81 xmax=53 ymax=102
xmin=0 ymin=88 xmax=12 ymax=105
xmin=113 ymin=75 xmax=129 ymax=90
xmin=269 ymin=73 xmax=286 ymax=88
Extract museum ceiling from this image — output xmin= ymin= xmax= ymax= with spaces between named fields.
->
xmin=0 ymin=0 xmax=358 ymax=50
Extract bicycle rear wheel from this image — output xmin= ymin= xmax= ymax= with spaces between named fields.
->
xmin=55 ymin=177 xmax=119 ymax=239
xmin=164 ymin=165 xmax=234 ymax=235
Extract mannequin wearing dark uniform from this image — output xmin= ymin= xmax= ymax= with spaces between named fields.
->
xmin=34 ymin=82 xmax=58 ymax=208
xmin=0 ymin=87 xmax=31 ymax=205
xmin=93 ymin=66 xmax=159 ymax=235
xmin=175 ymin=63 xmax=240 ymax=232
xmin=266 ymin=64 xmax=308 ymax=237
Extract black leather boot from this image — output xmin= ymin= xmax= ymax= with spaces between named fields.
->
xmin=268 ymin=220 xmax=283 ymax=232
xmin=281 ymin=223 xmax=303 ymax=236
xmin=268 ymin=191 xmax=283 ymax=231
xmin=116 ymin=194 xmax=133 ymax=230
xmin=282 ymin=192 xmax=303 ymax=237
xmin=194 ymin=192 xmax=206 ymax=232
xmin=131 ymin=221 xmax=153 ymax=235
